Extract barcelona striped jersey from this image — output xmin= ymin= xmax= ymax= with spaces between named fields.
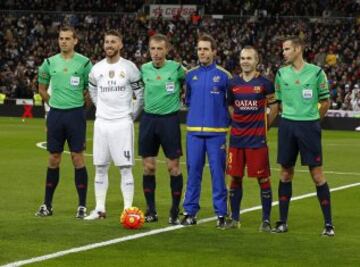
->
xmin=228 ymin=73 xmax=274 ymax=148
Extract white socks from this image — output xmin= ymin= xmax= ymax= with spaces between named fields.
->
xmin=119 ymin=166 xmax=134 ymax=209
xmin=94 ymin=165 xmax=109 ymax=212
xmin=93 ymin=165 xmax=134 ymax=212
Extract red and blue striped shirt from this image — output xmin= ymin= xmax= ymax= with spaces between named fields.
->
xmin=228 ymin=73 xmax=274 ymax=148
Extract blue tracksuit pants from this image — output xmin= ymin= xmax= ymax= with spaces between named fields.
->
xmin=183 ymin=133 xmax=227 ymax=217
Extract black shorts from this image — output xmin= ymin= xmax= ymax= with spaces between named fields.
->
xmin=47 ymin=107 xmax=86 ymax=153
xmin=138 ymin=112 xmax=182 ymax=159
xmin=277 ymin=118 xmax=322 ymax=167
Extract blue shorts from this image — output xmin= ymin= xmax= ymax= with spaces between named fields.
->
xmin=138 ymin=112 xmax=182 ymax=159
xmin=47 ymin=107 xmax=86 ymax=153
xmin=277 ymin=118 xmax=322 ymax=167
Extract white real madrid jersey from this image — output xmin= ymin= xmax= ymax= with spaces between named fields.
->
xmin=89 ymin=57 xmax=142 ymax=120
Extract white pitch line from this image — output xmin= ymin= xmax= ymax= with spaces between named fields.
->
xmin=3 ymin=182 xmax=360 ymax=267
xmin=36 ymin=142 xmax=360 ymax=177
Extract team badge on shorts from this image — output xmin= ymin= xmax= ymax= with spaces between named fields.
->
xmin=109 ymin=70 xmax=115 ymax=78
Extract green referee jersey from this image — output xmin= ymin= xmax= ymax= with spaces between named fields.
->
xmin=275 ymin=63 xmax=329 ymax=121
xmin=38 ymin=53 xmax=92 ymax=109
xmin=141 ymin=60 xmax=185 ymax=115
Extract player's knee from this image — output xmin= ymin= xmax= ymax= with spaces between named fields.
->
xmin=167 ymin=158 xmax=181 ymax=176
xmin=71 ymin=152 xmax=85 ymax=168
xmin=95 ymin=165 xmax=109 ymax=180
xmin=230 ymin=176 xmax=243 ymax=189
xmin=48 ymin=153 xmax=61 ymax=168
xmin=143 ymin=162 xmax=156 ymax=175
xmin=280 ymin=166 xmax=294 ymax=182
xmin=310 ymin=167 xmax=326 ymax=186
xmin=168 ymin=165 xmax=181 ymax=176
xmin=258 ymin=177 xmax=271 ymax=189
xmin=120 ymin=166 xmax=132 ymax=178
xmin=120 ymin=167 xmax=134 ymax=185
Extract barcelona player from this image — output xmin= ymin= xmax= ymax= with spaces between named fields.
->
xmin=227 ymin=46 xmax=278 ymax=231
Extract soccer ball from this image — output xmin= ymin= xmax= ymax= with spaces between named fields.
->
xmin=120 ymin=207 xmax=145 ymax=229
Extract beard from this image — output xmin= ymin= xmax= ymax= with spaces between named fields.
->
xmin=106 ymin=49 xmax=119 ymax=58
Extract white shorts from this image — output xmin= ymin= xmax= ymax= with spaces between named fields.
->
xmin=93 ymin=118 xmax=134 ymax=166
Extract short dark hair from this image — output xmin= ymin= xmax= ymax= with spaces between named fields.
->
xmin=149 ymin=33 xmax=170 ymax=48
xmin=198 ymin=34 xmax=217 ymax=50
xmin=241 ymin=45 xmax=260 ymax=62
xmin=105 ymin=29 xmax=123 ymax=40
xmin=59 ymin=25 xmax=77 ymax=39
xmin=283 ymin=36 xmax=305 ymax=51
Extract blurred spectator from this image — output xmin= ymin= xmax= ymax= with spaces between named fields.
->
xmin=314 ymin=48 xmax=326 ymax=66
xmin=325 ymin=49 xmax=337 ymax=66
xmin=342 ymin=84 xmax=352 ymax=110
xmin=351 ymin=90 xmax=360 ymax=111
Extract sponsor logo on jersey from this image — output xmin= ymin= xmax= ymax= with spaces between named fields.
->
xmin=210 ymin=87 xmax=220 ymax=94
xmin=109 ymin=70 xmax=115 ymax=78
xmin=234 ymin=99 xmax=258 ymax=110
xmin=119 ymin=71 xmax=125 ymax=78
xmin=213 ymin=75 xmax=220 ymax=83
xmin=192 ymin=75 xmax=198 ymax=80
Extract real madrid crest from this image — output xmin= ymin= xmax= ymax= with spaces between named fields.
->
xmin=109 ymin=70 xmax=115 ymax=78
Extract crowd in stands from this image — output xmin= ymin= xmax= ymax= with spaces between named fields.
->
xmin=150 ymin=0 xmax=360 ymax=17
xmin=0 ymin=0 xmax=144 ymax=12
xmin=0 ymin=1 xmax=359 ymax=110
xmin=1 ymin=0 xmax=359 ymax=16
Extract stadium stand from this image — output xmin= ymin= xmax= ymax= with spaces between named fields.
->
xmin=0 ymin=0 xmax=359 ymax=110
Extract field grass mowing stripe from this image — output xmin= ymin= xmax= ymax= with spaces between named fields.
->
xmin=35 ymin=142 xmax=360 ymax=176
xmin=3 ymin=182 xmax=360 ymax=267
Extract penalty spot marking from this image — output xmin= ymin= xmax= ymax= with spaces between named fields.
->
xmin=3 ymin=182 xmax=360 ymax=267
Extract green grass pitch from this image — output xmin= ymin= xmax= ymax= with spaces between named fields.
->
xmin=0 ymin=117 xmax=359 ymax=266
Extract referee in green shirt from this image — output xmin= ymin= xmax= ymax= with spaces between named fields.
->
xmin=35 ymin=26 xmax=93 ymax=219
xmin=273 ymin=36 xmax=334 ymax=236
xmin=139 ymin=34 xmax=185 ymax=224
